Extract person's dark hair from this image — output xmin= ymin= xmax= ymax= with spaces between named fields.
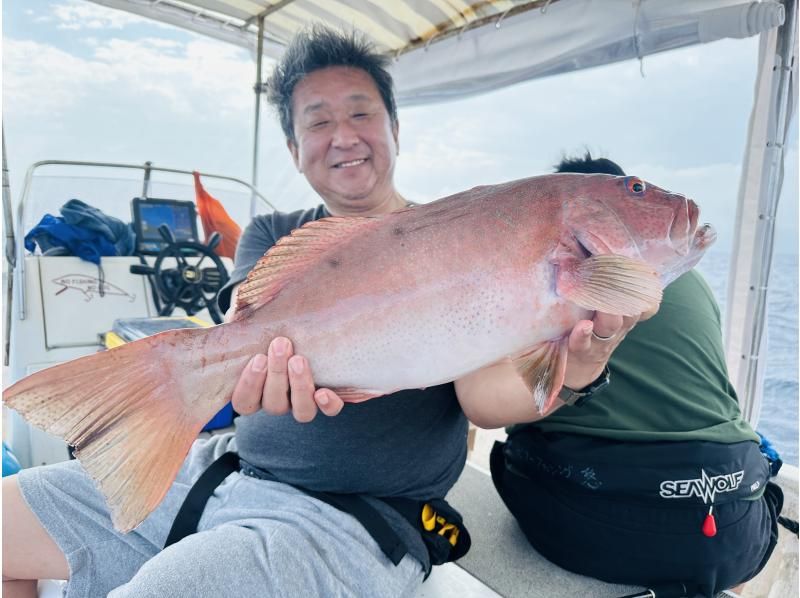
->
xmin=266 ymin=26 xmax=398 ymax=144
xmin=554 ymin=151 xmax=625 ymax=176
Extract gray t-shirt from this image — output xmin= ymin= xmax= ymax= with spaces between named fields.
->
xmin=218 ymin=205 xmax=469 ymax=570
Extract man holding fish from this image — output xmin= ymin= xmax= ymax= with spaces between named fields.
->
xmin=4 ymin=27 xmax=701 ymax=598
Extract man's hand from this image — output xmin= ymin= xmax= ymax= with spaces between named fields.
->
xmin=232 ymin=337 xmax=345 ymax=422
xmin=562 ymin=306 xmax=657 ymax=390
xmin=225 ymin=287 xmax=344 ymax=422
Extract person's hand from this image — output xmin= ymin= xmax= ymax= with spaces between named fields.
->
xmin=562 ymin=306 xmax=658 ymax=390
xmin=231 ymin=337 xmax=345 ymax=422
xmin=224 ymin=286 xmax=344 ymax=422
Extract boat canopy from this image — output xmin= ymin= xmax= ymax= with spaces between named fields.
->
xmin=29 ymin=0 xmax=799 ymax=426
xmin=88 ymin=0 xmax=786 ymax=105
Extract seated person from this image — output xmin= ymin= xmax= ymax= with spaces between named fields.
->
xmin=490 ymin=152 xmax=784 ymax=597
xmin=3 ymin=32 xmax=646 ymax=598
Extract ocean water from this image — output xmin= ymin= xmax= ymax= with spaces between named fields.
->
xmin=696 ymin=252 xmax=799 ymax=466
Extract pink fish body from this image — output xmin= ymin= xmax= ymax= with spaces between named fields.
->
xmin=4 ymin=173 xmax=715 ymax=532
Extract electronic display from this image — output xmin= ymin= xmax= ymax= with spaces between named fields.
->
xmin=132 ymin=198 xmax=199 ymax=255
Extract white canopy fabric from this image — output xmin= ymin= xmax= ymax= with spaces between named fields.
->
xmin=88 ymin=0 xmax=785 ymax=105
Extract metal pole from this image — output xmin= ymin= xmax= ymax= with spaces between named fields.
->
xmin=2 ymin=129 xmax=15 ymax=365
xmin=739 ymin=0 xmax=797 ymax=423
xmin=250 ymin=15 xmax=265 ymax=218
xmin=725 ymin=0 xmax=797 ymax=424
xmin=142 ymin=160 xmax=153 ymax=198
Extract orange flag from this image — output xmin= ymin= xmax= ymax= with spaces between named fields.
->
xmin=193 ymin=171 xmax=241 ymax=259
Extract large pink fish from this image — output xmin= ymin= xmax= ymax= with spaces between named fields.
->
xmin=3 ymin=173 xmax=715 ymax=532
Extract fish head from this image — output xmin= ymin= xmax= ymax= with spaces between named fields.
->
xmin=561 ymin=174 xmax=716 ymax=284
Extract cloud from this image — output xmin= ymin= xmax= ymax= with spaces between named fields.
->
xmin=44 ymin=0 xmax=165 ymax=30
xmin=2 ymin=39 xmax=116 ymax=116
xmin=3 ymin=35 xmax=256 ymax=120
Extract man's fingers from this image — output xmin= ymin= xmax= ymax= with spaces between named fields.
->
xmin=568 ymin=320 xmax=594 ymax=354
xmin=315 ymin=389 xmax=344 ymax=417
xmin=232 ymin=354 xmax=269 ymax=415
xmin=237 ymin=335 xmax=346 ymax=422
xmin=591 ymin=313 xmax=625 ymax=340
xmin=262 ymin=337 xmax=292 ymax=416
xmin=288 ymin=355 xmax=318 ymax=423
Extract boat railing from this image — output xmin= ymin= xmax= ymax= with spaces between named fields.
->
xmin=10 ymin=160 xmax=277 ymax=324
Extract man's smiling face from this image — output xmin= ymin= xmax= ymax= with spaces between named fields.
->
xmin=289 ymin=66 xmax=401 ymax=216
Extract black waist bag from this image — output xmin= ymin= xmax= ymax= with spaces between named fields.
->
xmin=503 ymin=427 xmax=770 ymax=506
xmin=383 ymin=496 xmax=471 ymax=567
xmin=165 ymin=452 xmax=470 ymax=575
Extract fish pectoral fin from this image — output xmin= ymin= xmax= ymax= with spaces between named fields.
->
xmin=555 ymin=255 xmax=662 ymax=316
xmin=234 ymin=216 xmax=382 ymax=321
xmin=512 ymin=338 xmax=568 ymax=414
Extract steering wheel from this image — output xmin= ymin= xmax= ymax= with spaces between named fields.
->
xmin=131 ymin=225 xmax=230 ymax=324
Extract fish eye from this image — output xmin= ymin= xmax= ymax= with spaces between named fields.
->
xmin=625 ymin=177 xmax=646 ymax=196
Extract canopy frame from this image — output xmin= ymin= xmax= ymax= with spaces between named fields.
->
xmin=725 ymin=0 xmax=797 ymax=425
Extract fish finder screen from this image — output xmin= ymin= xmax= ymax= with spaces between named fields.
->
xmin=132 ymin=198 xmax=199 ymax=255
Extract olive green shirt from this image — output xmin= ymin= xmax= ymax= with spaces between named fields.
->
xmin=521 ymin=270 xmax=758 ymax=443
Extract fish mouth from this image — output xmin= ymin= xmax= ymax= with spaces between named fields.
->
xmin=684 ymin=199 xmax=716 ymax=252
xmin=669 ymin=198 xmax=700 ymax=254
xmin=659 ymin=220 xmax=716 ymax=285
xmin=692 ymin=222 xmax=717 ymax=251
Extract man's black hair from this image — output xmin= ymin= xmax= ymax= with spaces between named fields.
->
xmin=266 ymin=26 xmax=398 ymax=144
xmin=554 ymin=151 xmax=626 ymax=176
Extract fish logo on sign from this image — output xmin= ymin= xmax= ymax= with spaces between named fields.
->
xmin=52 ymin=274 xmax=136 ymax=302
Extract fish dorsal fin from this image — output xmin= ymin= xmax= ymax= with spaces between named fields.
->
xmin=555 ymin=255 xmax=662 ymax=317
xmin=233 ymin=216 xmax=379 ymax=321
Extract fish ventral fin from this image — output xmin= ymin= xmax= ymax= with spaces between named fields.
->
xmin=333 ymin=388 xmax=384 ymax=403
xmin=512 ymin=338 xmax=569 ymax=415
xmin=556 ymin=255 xmax=662 ymax=316
xmin=233 ymin=216 xmax=380 ymax=321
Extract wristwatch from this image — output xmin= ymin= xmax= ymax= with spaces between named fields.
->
xmin=557 ymin=365 xmax=611 ymax=407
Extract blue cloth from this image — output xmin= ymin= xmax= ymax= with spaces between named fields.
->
xmin=25 ymin=214 xmax=118 ymax=264
xmin=61 ymin=199 xmax=136 ymax=257
xmin=24 ymin=199 xmax=135 ymax=264
xmin=2 ymin=442 xmax=21 ymax=477
xmin=757 ymin=431 xmax=783 ymax=477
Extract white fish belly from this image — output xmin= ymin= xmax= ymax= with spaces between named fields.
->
xmin=294 ymin=264 xmax=585 ymax=393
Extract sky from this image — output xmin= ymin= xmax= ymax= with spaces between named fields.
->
xmin=2 ymin=0 xmax=798 ymax=257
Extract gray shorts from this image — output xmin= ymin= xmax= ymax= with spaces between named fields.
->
xmin=18 ymin=433 xmax=424 ymax=598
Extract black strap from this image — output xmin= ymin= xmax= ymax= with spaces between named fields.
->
xmin=164 ymin=451 xmax=241 ymax=548
xmin=778 ymin=515 xmax=799 ymax=536
xmin=164 ymin=451 xmax=470 ymax=570
xmin=305 ymin=491 xmax=407 ymax=566
xmin=164 ymin=452 xmax=407 ymax=564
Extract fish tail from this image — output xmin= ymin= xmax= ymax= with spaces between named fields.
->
xmin=3 ymin=326 xmax=230 ymax=532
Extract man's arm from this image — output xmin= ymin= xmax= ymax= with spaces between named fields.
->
xmin=455 ymin=311 xmax=648 ymax=429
